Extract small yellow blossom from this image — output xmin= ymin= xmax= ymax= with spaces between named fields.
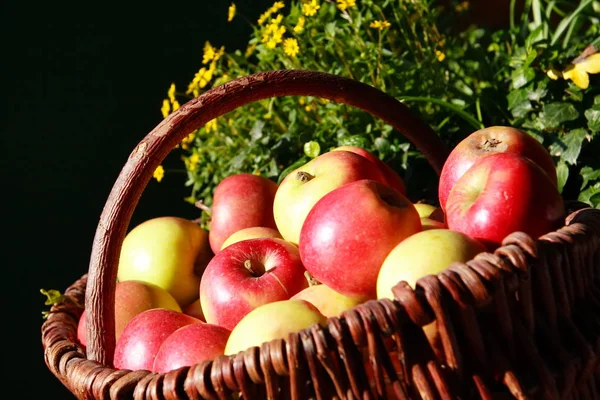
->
xmin=370 ymin=20 xmax=391 ymax=30
xmin=336 ymin=0 xmax=355 ymax=11
xmin=167 ymin=83 xmax=176 ymax=103
xmin=172 ymin=100 xmax=180 ymax=112
xmin=258 ymin=1 xmax=285 ymax=25
xmin=283 ymin=38 xmax=299 ymax=57
xmin=205 ymin=118 xmax=218 ymax=132
xmin=227 ymin=3 xmax=236 ymax=22
xmin=262 ymin=15 xmax=286 ymax=49
xmin=161 ymin=99 xmax=170 ymax=118
xmin=180 ymin=132 xmax=196 ymax=150
xmin=184 ymin=152 xmax=200 ymax=171
xmin=546 ymin=68 xmax=562 ymax=80
xmin=294 ymin=16 xmax=305 ymax=33
xmin=562 ymin=52 xmax=600 ymax=89
xmin=202 ymin=41 xmax=216 ymax=64
xmin=153 ymin=165 xmax=165 ymax=182
xmin=299 ymin=97 xmax=306 ymax=105
xmin=263 ymin=113 xmax=273 ymax=119
xmin=435 ymin=50 xmax=446 ymax=62
xmin=455 ymin=1 xmax=469 ymax=12
xmin=302 ymin=0 xmax=320 ymax=17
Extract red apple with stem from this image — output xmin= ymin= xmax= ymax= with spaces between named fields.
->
xmin=299 ymin=179 xmax=421 ymax=300
xmin=209 ymin=173 xmax=279 ymax=254
xmin=113 ymin=308 xmax=202 ymax=371
xmin=445 ymin=153 xmax=564 ymax=249
xmin=152 ymin=323 xmax=231 ymax=373
xmin=200 ymin=237 xmax=309 ymax=330
xmin=438 ymin=126 xmax=557 ymax=211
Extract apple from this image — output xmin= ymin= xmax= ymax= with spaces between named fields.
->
xmin=152 ymin=323 xmax=231 ymax=373
xmin=113 ymin=308 xmax=202 ymax=371
xmin=183 ymin=298 xmax=205 ymax=321
xmin=438 ymin=126 xmax=557 ymax=211
xmin=220 ymin=226 xmax=282 ymax=250
xmin=273 ymin=150 xmax=387 ymax=245
xmin=445 ymin=153 xmax=564 ymax=249
xmin=224 ymin=299 xmax=327 ymax=356
xmin=77 ymin=280 xmax=181 ymax=347
xmin=299 ymin=179 xmax=421 ymax=300
xmin=376 ymin=229 xmax=487 ymax=299
xmin=200 ymin=237 xmax=309 ymax=331
xmin=117 ymin=216 xmax=212 ymax=308
xmin=331 ymin=145 xmax=406 ymax=195
xmin=291 ymin=284 xmax=362 ymax=318
xmin=209 ymin=173 xmax=279 ymax=254
xmin=413 ymin=202 xmax=437 ymax=218
xmin=420 ymin=217 xmax=445 ymax=230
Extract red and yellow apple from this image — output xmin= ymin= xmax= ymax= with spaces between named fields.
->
xmin=220 ymin=226 xmax=282 ymax=250
xmin=438 ymin=126 xmax=557 ymax=211
xmin=299 ymin=179 xmax=421 ymax=300
xmin=209 ymin=173 xmax=279 ymax=254
xmin=273 ymin=150 xmax=387 ymax=245
xmin=445 ymin=153 xmax=564 ymax=249
xmin=200 ymin=237 xmax=309 ymax=330
xmin=117 ymin=216 xmax=211 ymax=308
xmin=291 ymin=284 xmax=362 ymax=318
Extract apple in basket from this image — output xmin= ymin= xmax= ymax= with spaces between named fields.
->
xmin=113 ymin=308 xmax=202 ymax=371
xmin=445 ymin=153 xmax=564 ymax=249
xmin=438 ymin=126 xmax=558 ymax=211
xmin=77 ymin=280 xmax=181 ymax=347
xmin=273 ymin=149 xmax=388 ymax=245
xmin=299 ymin=179 xmax=421 ymax=300
xmin=220 ymin=226 xmax=282 ymax=250
xmin=152 ymin=322 xmax=231 ymax=373
xmin=208 ymin=173 xmax=279 ymax=254
xmin=291 ymin=283 xmax=363 ymax=318
xmin=200 ymin=237 xmax=309 ymax=330
xmin=117 ymin=216 xmax=212 ymax=308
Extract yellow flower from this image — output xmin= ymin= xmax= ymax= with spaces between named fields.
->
xmin=202 ymin=41 xmax=216 ymax=64
xmin=167 ymin=83 xmax=176 ymax=103
xmin=294 ymin=16 xmax=305 ymax=33
xmin=435 ymin=50 xmax=446 ymax=62
xmin=185 ymin=152 xmax=200 ymax=171
xmin=161 ymin=99 xmax=170 ymax=118
xmin=455 ymin=1 xmax=469 ymax=12
xmin=180 ymin=132 xmax=195 ymax=150
xmin=370 ymin=20 xmax=391 ymax=30
xmin=262 ymin=15 xmax=286 ymax=49
xmin=271 ymin=1 xmax=285 ymax=12
xmin=283 ymin=38 xmax=299 ymax=57
xmin=258 ymin=1 xmax=285 ymax=25
xmin=336 ymin=0 xmax=355 ymax=11
xmin=227 ymin=3 xmax=236 ymax=22
xmin=172 ymin=100 xmax=180 ymax=112
xmin=562 ymin=52 xmax=600 ymax=90
xmin=263 ymin=113 xmax=272 ymax=119
xmin=205 ymin=118 xmax=218 ymax=132
xmin=546 ymin=68 xmax=562 ymax=80
xmin=153 ymin=165 xmax=165 ymax=182
xmin=302 ymin=0 xmax=320 ymax=17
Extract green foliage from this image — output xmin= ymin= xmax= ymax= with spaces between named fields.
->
xmin=40 ymin=288 xmax=80 ymax=319
xmin=158 ymin=0 xmax=600 ymax=210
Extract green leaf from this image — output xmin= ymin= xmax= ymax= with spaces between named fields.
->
xmin=556 ymin=160 xmax=569 ymax=193
xmin=580 ymin=166 xmax=600 ymax=190
xmin=578 ymin=183 xmax=600 ymax=208
xmin=303 ymin=141 xmax=321 ymax=158
xmin=511 ymin=67 xmax=536 ymax=89
xmin=550 ymin=129 xmax=587 ymax=165
xmin=585 ymin=105 xmax=600 ymax=132
xmin=538 ymin=102 xmax=580 ymax=129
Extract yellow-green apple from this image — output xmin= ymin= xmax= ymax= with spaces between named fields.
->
xmin=117 ymin=216 xmax=212 ymax=308
xmin=376 ymin=229 xmax=487 ymax=298
xmin=183 ymin=298 xmax=205 ymax=321
xmin=331 ymin=145 xmax=406 ymax=195
xmin=420 ymin=217 xmax=445 ymax=230
xmin=273 ymin=150 xmax=387 ymax=245
xmin=209 ymin=173 xmax=278 ymax=254
xmin=224 ymin=299 xmax=327 ymax=355
xmin=438 ymin=126 xmax=557 ymax=211
xmin=113 ymin=308 xmax=202 ymax=371
xmin=413 ymin=202 xmax=437 ymax=218
xmin=299 ymin=179 xmax=421 ymax=300
xmin=290 ymin=284 xmax=362 ymax=317
xmin=220 ymin=226 xmax=282 ymax=250
xmin=445 ymin=153 xmax=564 ymax=249
xmin=77 ymin=280 xmax=181 ymax=347
xmin=200 ymin=238 xmax=309 ymax=330
xmin=152 ymin=323 xmax=231 ymax=373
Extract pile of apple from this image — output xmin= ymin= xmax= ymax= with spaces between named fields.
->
xmin=78 ymin=126 xmax=564 ymax=375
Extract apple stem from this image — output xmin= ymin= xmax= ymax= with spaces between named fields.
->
xmin=296 ymin=171 xmax=315 ymax=183
xmin=244 ymin=259 xmax=257 ymax=276
xmin=482 ymin=138 xmax=501 ymax=150
xmin=194 ymin=200 xmax=212 ymax=215
xmin=304 ymin=271 xmax=321 ymax=286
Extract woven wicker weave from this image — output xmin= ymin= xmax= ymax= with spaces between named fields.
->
xmin=42 ymin=70 xmax=600 ymax=399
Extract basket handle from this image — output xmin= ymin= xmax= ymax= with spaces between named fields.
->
xmin=85 ymin=69 xmax=451 ymax=365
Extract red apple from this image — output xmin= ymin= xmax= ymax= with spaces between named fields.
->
xmin=183 ymin=298 xmax=205 ymax=321
xmin=113 ymin=308 xmax=202 ymax=371
xmin=200 ymin=237 xmax=309 ymax=330
xmin=299 ymin=179 xmax=421 ymax=300
xmin=152 ymin=323 xmax=231 ymax=373
xmin=331 ymin=145 xmax=406 ymax=195
xmin=273 ymin=150 xmax=387 ymax=245
xmin=438 ymin=126 xmax=557 ymax=211
xmin=209 ymin=173 xmax=279 ymax=254
xmin=445 ymin=153 xmax=564 ymax=249
xmin=77 ymin=280 xmax=181 ymax=347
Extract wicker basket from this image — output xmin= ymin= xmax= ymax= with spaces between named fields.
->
xmin=42 ymin=70 xmax=600 ymax=399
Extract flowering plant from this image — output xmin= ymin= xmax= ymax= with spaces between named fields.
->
xmin=155 ymin=0 xmax=599 ymax=215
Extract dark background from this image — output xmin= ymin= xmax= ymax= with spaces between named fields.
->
xmin=4 ymin=1 xmax=270 ymax=397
